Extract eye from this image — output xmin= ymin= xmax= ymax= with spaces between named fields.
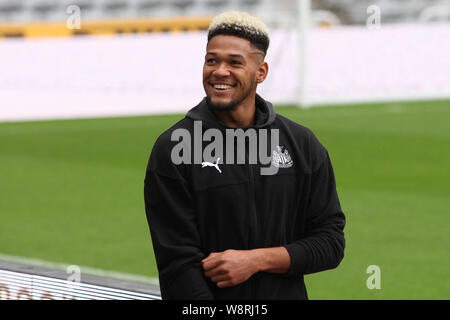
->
xmin=230 ymin=60 xmax=242 ymax=65
xmin=206 ymin=58 xmax=216 ymax=64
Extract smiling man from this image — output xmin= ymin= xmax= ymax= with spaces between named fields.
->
xmin=144 ymin=11 xmax=346 ymax=300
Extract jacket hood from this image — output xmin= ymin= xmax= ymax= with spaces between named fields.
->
xmin=185 ymin=94 xmax=277 ymax=130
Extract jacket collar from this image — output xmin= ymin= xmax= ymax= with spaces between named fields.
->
xmin=185 ymin=94 xmax=277 ymax=130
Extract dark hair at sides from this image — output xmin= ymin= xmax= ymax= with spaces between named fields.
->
xmin=207 ymin=26 xmax=269 ymax=56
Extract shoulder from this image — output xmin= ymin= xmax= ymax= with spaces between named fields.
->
xmin=275 ymin=113 xmax=328 ymax=172
xmin=146 ymin=117 xmax=193 ymax=178
xmin=152 ymin=117 xmax=193 ymax=152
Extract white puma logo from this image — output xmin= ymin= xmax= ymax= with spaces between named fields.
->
xmin=201 ymin=157 xmax=222 ymax=173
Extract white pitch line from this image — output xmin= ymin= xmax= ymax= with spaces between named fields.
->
xmin=0 ymin=253 xmax=159 ymax=286
xmin=0 ymin=103 xmax=448 ymax=136
xmin=293 ymin=104 xmax=450 ymax=119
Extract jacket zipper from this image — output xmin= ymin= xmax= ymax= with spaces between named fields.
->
xmin=245 ymin=133 xmax=259 ymax=298
xmin=248 ymin=161 xmax=258 ymax=298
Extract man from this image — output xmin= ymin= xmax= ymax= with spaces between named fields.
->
xmin=144 ymin=11 xmax=345 ymax=300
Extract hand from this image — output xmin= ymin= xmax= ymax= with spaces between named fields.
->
xmin=202 ymin=249 xmax=259 ymax=288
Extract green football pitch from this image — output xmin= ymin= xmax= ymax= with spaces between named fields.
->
xmin=1 ymin=99 xmax=449 ymax=299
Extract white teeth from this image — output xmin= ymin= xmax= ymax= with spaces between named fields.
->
xmin=214 ymin=84 xmax=232 ymax=90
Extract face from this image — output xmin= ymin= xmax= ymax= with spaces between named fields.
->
xmin=203 ymin=35 xmax=268 ymax=111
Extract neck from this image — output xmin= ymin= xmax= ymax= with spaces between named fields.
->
xmin=212 ymin=94 xmax=257 ymax=128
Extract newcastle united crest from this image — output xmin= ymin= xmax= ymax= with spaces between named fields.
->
xmin=272 ymin=146 xmax=293 ymax=168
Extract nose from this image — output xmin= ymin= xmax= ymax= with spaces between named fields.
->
xmin=213 ymin=62 xmax=230 ymax=77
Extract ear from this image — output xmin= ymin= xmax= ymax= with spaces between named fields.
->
xmin=256 ymin=61 xmax=269 ymax=84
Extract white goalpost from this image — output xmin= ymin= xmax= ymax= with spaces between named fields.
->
xmin=297 ymin=0 xmax=311 ymax=108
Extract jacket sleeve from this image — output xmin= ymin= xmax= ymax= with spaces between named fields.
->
xmin=144 ymin=138 xmax=214 ymax=300
xmin=283 ymin=151 xmax=346 ymax=276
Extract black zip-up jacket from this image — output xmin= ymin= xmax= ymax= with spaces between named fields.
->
xmin=144 ymin=95 xmax=346 ymax=300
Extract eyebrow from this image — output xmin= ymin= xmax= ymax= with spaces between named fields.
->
xmin=206 ymin=52 xmax=245 ymax=59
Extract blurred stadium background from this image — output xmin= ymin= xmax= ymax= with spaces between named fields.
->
xmin=0 ymin=0 xmax=449 ymax=299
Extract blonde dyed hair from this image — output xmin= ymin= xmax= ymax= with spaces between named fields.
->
xmin=207 ymin=11 xmax=270 ymax=55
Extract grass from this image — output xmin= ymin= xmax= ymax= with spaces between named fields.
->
xmin=0 ymin=99 xmax=449 ymax=299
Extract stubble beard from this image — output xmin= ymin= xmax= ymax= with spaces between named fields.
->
xmin=206 ymin=78 xmax=256 ymax=112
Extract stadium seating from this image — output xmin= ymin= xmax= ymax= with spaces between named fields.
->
xmin=0 ymin=0 xmax=448 ymax=24
xmin=316 ymin=0 xmax=449 ymax=24
xmin=0 ymin=1 xmax=24 ymax=22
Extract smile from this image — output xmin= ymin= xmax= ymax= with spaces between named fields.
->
xmin=210 ymin=83 xmax=235 ymax=91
